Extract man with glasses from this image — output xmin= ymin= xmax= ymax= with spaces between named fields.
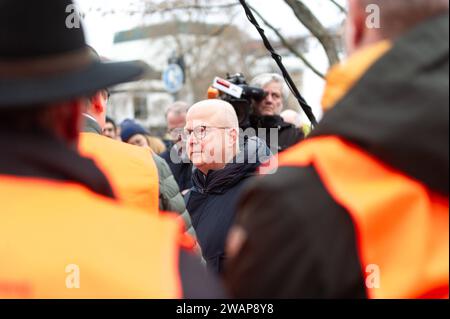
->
xmin=184 ymin=99 xmax=267 ymax=274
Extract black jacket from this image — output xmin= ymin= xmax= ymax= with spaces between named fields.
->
xmin=225 ymin=14 xmax=449 ymax=298
xmin=250 ymin=114 xmax=304 ymax=153
xmin=161 ymin=147 xmax=194 ymax=193
xmin=186 ymin=137 xmax=269 ymax=274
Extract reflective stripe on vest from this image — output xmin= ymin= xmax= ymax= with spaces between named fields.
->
xmin=278 ymin=136 xmax=449 ymax=299
xmin=0 ymin=175 xmax=182 ymax=298
xmin=79 ymin=133 xmax=159 ymax=215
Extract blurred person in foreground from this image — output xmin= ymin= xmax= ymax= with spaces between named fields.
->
xmin=78 ymin=47 xmax=160 ymax=215
xmin=225 ymin=0 xmax=449 ymax=299
xmin=0 ymin=0 xmax=222 ymax=298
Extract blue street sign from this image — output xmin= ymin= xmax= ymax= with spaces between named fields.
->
xmin=162 ymin=63 xmax=185 ymax=94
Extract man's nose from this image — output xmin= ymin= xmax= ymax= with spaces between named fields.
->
xmin=188 ymin=132 xmax=198 ymax=145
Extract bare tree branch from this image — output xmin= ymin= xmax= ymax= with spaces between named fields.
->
xmin=144 ymin=2 xmax=240 ymax=15
xmin=284 ymin=0 xmax=340 ymax=66
xmin=248 ymin=3 xmax=324 ymax=79
xmin=329 ymin=0 xmax=347 ymax=14
xmin=88 ymin=2 xmax=240 ymax=16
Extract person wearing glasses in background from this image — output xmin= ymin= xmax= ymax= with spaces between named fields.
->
xmin=184 ymin=99 xmax=269 ymax=274
xmin=161 ymin=101 xmax=194 ymax=194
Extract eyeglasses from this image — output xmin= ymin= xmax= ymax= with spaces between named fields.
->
xmin=169 ymin=128 xmax=185 ymax=139
xmin=182 ymin=126 xmax=231 ymax=141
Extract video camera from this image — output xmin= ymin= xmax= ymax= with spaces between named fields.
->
xmin=208 ymin=73 xmax=267 ymax=129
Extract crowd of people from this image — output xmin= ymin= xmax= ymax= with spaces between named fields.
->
xmin=0 ymin=0 xmax=448 ymax=299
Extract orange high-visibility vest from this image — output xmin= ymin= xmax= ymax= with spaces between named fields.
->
xmin=278 ymin=136 xmax=449 ymax=299
xmin=0 ymin=175 xmax=182 ymax=299
xmin=79 ymin=133 xmax=159 ymax=215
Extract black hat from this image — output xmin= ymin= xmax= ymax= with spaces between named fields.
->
xmin=0 ymin=0 xmax=148 ymax=108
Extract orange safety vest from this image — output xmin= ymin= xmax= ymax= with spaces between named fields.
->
xmin=0 ymin=175 xmax=183 ymax=299
xmin=79 ymin=133 xmax=159 ymax=215
xmin=278 ymin=136 xmax=449 ymax=299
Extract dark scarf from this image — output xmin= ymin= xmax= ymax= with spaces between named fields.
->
xmin=191 ymin=137 xmax=268 ymax=195
xmin=192 ymin=161 xmax=258 ymax=195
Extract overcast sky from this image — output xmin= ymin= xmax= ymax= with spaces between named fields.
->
xmin=74 ymin=0 xmax=346 ymax=120
xmin=75 ymin=0 xmax=346 ymax=57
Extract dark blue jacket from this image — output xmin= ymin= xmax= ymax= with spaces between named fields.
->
xmin=161 ymin=147 xmax=194 ymax=193
xmin=186 ymin=137 xmax=271 ymax=273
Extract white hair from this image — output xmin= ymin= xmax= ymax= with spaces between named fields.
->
xmin=250 ymin=73 xmax=290 ymax=102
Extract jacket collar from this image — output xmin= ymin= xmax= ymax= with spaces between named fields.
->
xmin=82 ymin=113 xmax=102 ymax=134
xmin=0 ymin=131 xmax=115 ymax=199
xmin=192 ymin=161 xmax=258 ymax=195
xmin=321 ymin=40 xmax=392 ymax=111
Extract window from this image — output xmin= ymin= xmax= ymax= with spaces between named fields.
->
xmin=133 ymin=96 xmax=148 ymax=120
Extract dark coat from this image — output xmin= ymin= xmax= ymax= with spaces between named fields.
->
xmin=250 ymin=114 xmax=304 ymax=153
xmin=161 ymin=148 xmax=194 ymax=193
xmin=186 ymin=137 xmax=269 ymax=274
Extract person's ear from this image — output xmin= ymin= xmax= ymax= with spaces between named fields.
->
xmin=228 ymin=128 xmax=239 ymax=148
xmin=92 ymin=91 xmax=105 ymax=114
xmin=232 ymin=128 xmax=239 ymax=142
xmin=346 ymin=0 xmax=366 ymax=54
xmin=46 ymin=99 xmax=83 ymax=147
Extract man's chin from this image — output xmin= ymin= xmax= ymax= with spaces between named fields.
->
xmin=190 ymin=153 xmax=204 ymax=166
xmin=261 ymin=109 xmax=275 ymax=116
xmin=192 ymin=162 xmax=209 ymax=173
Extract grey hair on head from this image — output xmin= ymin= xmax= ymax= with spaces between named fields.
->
xmin=165 ymin=101 xmax=190 ymax=118
xmin=250 ymin=73 xmax=290 ymax=101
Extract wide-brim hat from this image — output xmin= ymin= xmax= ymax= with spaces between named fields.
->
xmin=0 ymin=0 xmax=148 ymax=108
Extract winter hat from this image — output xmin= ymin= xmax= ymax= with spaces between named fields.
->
xmin=120 ymin=120 xmax=149 ymax=142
